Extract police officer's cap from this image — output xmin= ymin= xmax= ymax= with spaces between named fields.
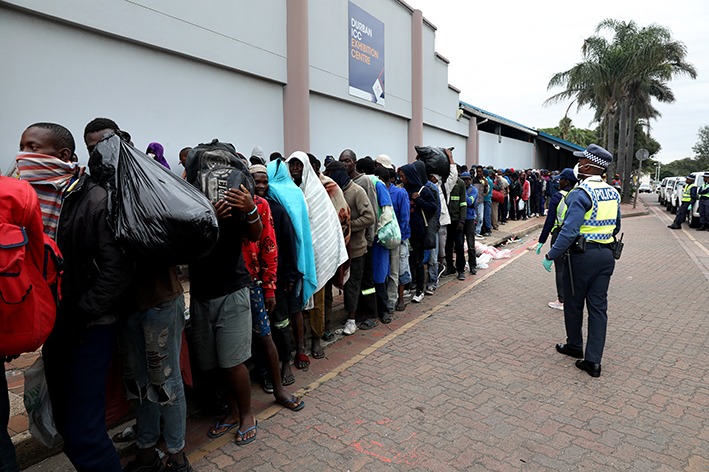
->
xmin=573 ymin=144 xmax=613 ymax=168
xmin=686 ymin=175 xmax=696 ymax=181
xmin=704 ymin=172 xmax=709 ymax=178
xmin=558 ymin=168 xmax=578 ymax=184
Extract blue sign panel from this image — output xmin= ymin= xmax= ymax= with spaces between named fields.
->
xmin=348 ymin=1 xmax=385 ymax=106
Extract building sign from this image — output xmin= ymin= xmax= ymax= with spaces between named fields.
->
xmin=348 ymin=1 xmax=385 ymax=105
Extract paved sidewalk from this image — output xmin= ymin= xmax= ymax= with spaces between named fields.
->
xmin=188 ymin=201 xmax=709 ymax=471
xmin=16 ymin=203 xmax=653 ymax=471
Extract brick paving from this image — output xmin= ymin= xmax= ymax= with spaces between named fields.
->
xmin=24 ymin=201 xmax=706 ymax=471
xmin=186 ymin=199 xmax=709 ymax=471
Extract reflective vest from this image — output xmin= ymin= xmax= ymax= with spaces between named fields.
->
xmin=551 ymin=189 xmax=569 ymax=232
xmin=576 ymin=178 xmax=620 ymax=244
xmin=682 ymin=183 xmax=695 ymax=203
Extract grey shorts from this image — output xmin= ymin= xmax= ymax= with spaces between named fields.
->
xmin=189 ymin=287 xmax=252 ymax=370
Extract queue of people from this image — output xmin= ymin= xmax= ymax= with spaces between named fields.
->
xmin=2 ymin=119 xmax=518 ymax=472
xmin=1 ymin=119 xmax=624 ymax=472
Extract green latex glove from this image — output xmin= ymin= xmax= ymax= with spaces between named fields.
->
xmin=542 ymin=257 xmax=553 ymax=272
xmin=535 ymin=242 xmax=543 ymax=255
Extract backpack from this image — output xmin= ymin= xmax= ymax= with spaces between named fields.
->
xmin=0 ymin=180 xmax=62 ymax=357
xmin=185 ymin=139 xmax=255 ymax=218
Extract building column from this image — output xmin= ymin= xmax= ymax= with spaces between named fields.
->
xmin=407 ymin=9 xmax=423 ymax=163
xmin=284 ymin=0 xmax=309 ymax=155
xmin=466 ymin=116 xmax=478 ymax=168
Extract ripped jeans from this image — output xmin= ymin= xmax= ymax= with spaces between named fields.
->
xmin=118 ymin=296 xmax=186 ymax=454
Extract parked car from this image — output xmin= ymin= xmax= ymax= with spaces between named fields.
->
xmin=659 ymin=177 xmax=682 ymax=206
xmin=658 ymin=177 xmax=674 ymax=204
xmin=638 ymin=183 xmax=652 ymax=193
xmin=667 ymin=178 xmax=686 ymax=214
xmin=686 ymin=171 xmax=709 ymax=227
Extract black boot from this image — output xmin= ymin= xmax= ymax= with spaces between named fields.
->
xmin=668 ymin=224 xmax=681 ymax=229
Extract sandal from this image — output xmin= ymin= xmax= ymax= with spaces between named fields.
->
xmin=207 ymin=420 xmax=240 ymax=438
xmin=235 ymin=421 xmax=258 ymax=446
xmin=358 ymin=319 xmax=378 ymax=330
xmin=294 ymin=353 xmax=310 ymax=370
xmin=380 ymin=313 xmax=393 ymax=324
xmin=112 ymin=424 xmax=137 ymax=443
xmin=395 ymin=301 xmax=406 ymax=312
xmin=321 ymin=330 xmax=336 ymax=342
xmin=281 ymin=371 xmax=295 ymax=386
xmin=278 ymin=395 xmax=305 ymax=411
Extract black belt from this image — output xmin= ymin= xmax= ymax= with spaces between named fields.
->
xmin=586 ymin=241 xmax=612 ymax=248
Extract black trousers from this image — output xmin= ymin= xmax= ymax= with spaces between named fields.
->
xmin=463 ymin=219 xmax=477 ymax=271
xmin=445 ymin=223 xmax=466 ymax=273
xmin=409 ymin=240 xmax=426 ymax=296
xmin=672 ymin=201 xmax=691 ymax=226
xmin=562 ymin=244 xmax=615 ymax=364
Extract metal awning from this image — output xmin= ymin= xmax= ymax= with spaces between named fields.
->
xmin=459 ymin=101 xmax=537 ymax=136
xmin=536 ymin=131 xmax=584 ymax=152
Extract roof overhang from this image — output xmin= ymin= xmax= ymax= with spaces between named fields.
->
xmin=536 ymin=131 xmax=584 ymax=152
xmin=459 ymin=101 xmax=537 ymax=136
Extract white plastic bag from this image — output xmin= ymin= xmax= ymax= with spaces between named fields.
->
xmin=23 ymin=357 xmax=62 ymax=447
xmin=517 ymin=198 xmax=525 ymax=211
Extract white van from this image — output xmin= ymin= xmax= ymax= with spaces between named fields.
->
xmin=659 ymin=177 xmax=682 ymax=207
xmin=686 ymin=172 xmax=709 ymax=227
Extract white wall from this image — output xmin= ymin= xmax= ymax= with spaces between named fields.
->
xmin=423 ymin=125 xmax=467 ymax=165
xmin=310 ymin=94 xmax=409 ymax=167
xmin=1 ymin=0 xmax=287 ymax=82
xmin=478 ymin=131 xmax=534 ymax=170
xmin=0 ymin=7 xmax=284 ymax=173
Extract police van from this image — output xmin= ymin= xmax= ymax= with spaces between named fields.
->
xmin=686 ymin=171 xmax=709 ymax=227
xmin=658 ymin=176 xmax=682 ymax=206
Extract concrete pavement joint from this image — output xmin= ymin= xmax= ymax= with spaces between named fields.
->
xmin=187 ymin=248 xmax=530 ymax=464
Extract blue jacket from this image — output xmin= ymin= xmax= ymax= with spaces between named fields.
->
xmin=465 ymin=185 xmax=478 ymax=220
xmin=388 ymin=184 xmax=411 ymax=240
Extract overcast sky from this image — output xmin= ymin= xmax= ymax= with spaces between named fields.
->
xmin=405 ymin=0 xmax=708 ymax=163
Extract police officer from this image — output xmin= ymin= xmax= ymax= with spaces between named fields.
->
xmin=535 ymin=168 xmax=578 ymax=310
xmin=668 ymin=175 xmax=696 ymax=230
xmin=542 ymin=144 xmax=621 ymax=378
xmin=696 ymin=172 xmax=709 ymax=231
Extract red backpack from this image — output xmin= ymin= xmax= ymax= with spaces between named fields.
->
xmin=0 ymin=177 xmax=62 ymax=357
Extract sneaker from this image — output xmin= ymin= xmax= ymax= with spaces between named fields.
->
xmin=469 ymin=268 xmax=478 ymax=275
xmin=403 ymin=289 xmax=412 ymax=298
xmin=476 ymin=234 xmax=486 ymax=239
xmin=457 ymin=272 xmax=466 ymax=281
xmin=548 ymin=300 xmax=564 ymax=310
xmin=165 ymin=453 xmax=193 ymax=472
xmin=343 ymin=319 xmax=357 ymax=335
xmin=124 ymin=454 xmax=166 ymax=472
xmin=425 ymin=286 xmax=435 ymax=296
xmin=482 ymin=232 xmax=492 ymax=237
xmin=412 ymin=292 xmax=424 ymax=303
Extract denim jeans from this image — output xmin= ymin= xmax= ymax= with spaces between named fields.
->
xmin=426 ymin=239 xmax=439 ymax=288
xmin=483 ymin=201 xmax=492 ymax=233
xmin=43 ymin=322 xmax=122 ymax=472
xmin=118 ymin=296 xmax=186 ymax=454
xmin=1 ymin=368 xmax=18 ymax=472
xmin=475 ymin=202 xmax=484 ymax=234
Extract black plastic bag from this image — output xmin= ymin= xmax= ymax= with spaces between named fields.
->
xmin=415 ymin=145 xmax=450 ymax=182
xmin=90 ymin=135 xmax=219 ymax=264
xmin=185 ymin=139 xmax=255 ymax=219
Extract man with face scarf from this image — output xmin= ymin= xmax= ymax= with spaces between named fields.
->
xmin=325 ymin=161 xmax=376 ymax=335
xmin=398 ymin=161 xmax=439 ymax=303
xmin=16 ymin=122 xmax=81 ymax=239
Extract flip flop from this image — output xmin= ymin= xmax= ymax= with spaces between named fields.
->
xmin=207 ymin=420 xmax=240 ymax=439
xmin=321 ymin=330 xmax=336 ymax=342
xmin=294 ymin=353 xmax=310 ymax=370
xmin=112 ymin=424 xmax=137 ymax=443
xmin=235 ymin=421 xmax=258 ymax=446
xmin=278 ymin=395 xmax=305 ymax=411
xmin=311 ymin=346 xmax=325 ymax=359
xmin=281 ymin=371 xmax=295 ymax=386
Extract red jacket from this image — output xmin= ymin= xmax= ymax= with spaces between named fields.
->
xmin=241 ymin=196 xmax=278 ymax=298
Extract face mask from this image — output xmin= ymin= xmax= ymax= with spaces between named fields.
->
xmin=573 ymin=163 xmax=580 ymax=179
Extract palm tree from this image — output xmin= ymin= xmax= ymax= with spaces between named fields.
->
xmin=546 ymin=19 xmax=696 ymax=201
